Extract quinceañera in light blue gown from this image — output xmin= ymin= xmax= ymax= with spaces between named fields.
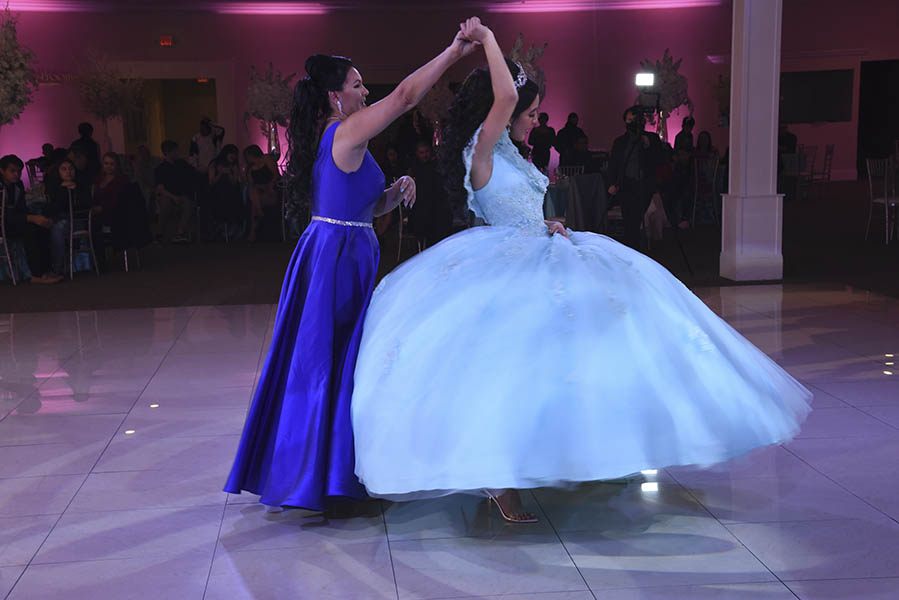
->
xmin=351 ymin=126 xmax=812 ymax=499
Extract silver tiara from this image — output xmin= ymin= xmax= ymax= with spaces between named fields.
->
xmin=514 ymin=62 xmax=527 ymax=89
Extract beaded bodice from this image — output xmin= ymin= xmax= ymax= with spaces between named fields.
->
xmin=463 ymin=127 xmax=549 ymax=234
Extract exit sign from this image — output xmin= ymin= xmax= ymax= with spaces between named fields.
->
xmin=159 ymin=35 xmax=173 ymax=47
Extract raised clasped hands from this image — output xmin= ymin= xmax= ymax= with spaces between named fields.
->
xmin=459 ymin=17 xmax=492 ymax=44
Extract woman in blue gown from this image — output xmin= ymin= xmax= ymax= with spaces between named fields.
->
xmin=351 ymin=19 xmax=812 ymax=522
xmin=224 ymin=27 xmax=482 ymax=511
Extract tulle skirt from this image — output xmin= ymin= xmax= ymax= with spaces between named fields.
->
xmin=351 ymin=226 xmax=811 ymax=499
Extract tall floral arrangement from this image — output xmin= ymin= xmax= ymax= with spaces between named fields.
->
xmin=77 ymin=53 xmax=143 ymax=149
xmin=508 ymin=33 xmax=547 ymax=100
xmin=637 ymin=48 xmax=693 ymax=142
xmin=417 ymin=74 xmax=454 ymax=146
xmin=246 ymin=63 xmax=295 ymax=158
xmin=0 ymin=7 xmax=38 ymax=128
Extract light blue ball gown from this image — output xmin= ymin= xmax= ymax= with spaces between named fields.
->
xmin=351 ymin=126 xmax=812 ymax=500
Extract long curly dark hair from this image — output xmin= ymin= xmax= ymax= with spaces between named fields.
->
xmin=438 ymin=59 xmax=540 ymax=213
xmin=286 ymin=54 xmax=354 ymax=214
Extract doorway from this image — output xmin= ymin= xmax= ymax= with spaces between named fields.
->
xmin=124 ymin=78 xmax=218 ymax=157
xmin=857 ymin=60 xmax=899 ymax=174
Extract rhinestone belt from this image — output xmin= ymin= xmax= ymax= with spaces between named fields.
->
xmin=311 ymin=216 xmax=373 ymax=228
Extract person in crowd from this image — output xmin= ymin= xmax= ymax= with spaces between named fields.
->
xmin=91 ymin=152 xmax=130 ymax=262
xmin=206 ymin=144 xmax=243 ymax=238
xmin=0 ymin=155 xmax=60 ymax=284
xmin=558 ymin=134 xmax=590 ymax=169
xmin=93 ymin=152 xmax=129 ymax=222
xmin=67 ymin=146 xmax=95 ymax=191
xmin=26 ymin=143 xmax=55 ymax=177
xmin=190 ymin=117 xmax=225 ymax=177
xmin=674 ymin=116 xmax=695 ymax=155
xmin=607 ymin=106 xmax=665 ymax=250
xmin=225 ymin=21 xmax=477 ymax=513
xmin=45 ymin=159 xmax=93 ymax=276
xmin=154 ymin=140 xmax=195 ymax=243
xmin=409 ymin=140 xmax=452 ymax=247
xmin=190 ymin=117 xmax=226 ymax=210
xmin=382 ymin=145 xmax=407 ymax=184
xmin=778 ymin=123 xmax=798 ymax=155
xmin=695 ymin=130 xmax=718 ymax=159
xmin=554 ymin=112 xmax=586 ymax=165
xmin=70 ymin=122 xmax=102 ymax=180
xmin=243 ymin=144 xmax=281 ymax=242
xmin=669 ymin=116 xmax=696 ymax=229
xmin=527 ymin=112 xmax=555 ymax=172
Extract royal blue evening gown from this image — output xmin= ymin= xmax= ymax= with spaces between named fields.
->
xmin=225 ymin=122 xmax=385 ymax=509
xmin=351 ymin=127 xmax=812 ymax=499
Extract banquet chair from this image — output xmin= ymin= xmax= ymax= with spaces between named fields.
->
xmin=811 ymin=144 xmax=835 ymax=190
xmin=557 ymin=165 xmax=585 ymax=179
xmin=796 ymin=145 xmax=817 ymax=201
xmin=0 ymin=188 xmax=18 ymax=285
xmin=66 ymin=189 xmax=100 ymax=279
xmin=864 ymin=157 xmax=899 ymax=244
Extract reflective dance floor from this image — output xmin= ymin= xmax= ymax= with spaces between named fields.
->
xmin=1 ymin=284 xmax=898 ymax=599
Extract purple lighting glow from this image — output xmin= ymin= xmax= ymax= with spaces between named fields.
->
xmin=213 ymin=2 xmax=327 ymax=14
xmin=488 ymin=0 xmax=721 ymax=12
xmin=6 ymin=1 xmax=105 ymax=11
xmin=7 ymin=1 xmax=327 ymax=13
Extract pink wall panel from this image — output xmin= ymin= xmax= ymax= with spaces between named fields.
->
xmin=1 ymin=0 xmax=897 ymax=181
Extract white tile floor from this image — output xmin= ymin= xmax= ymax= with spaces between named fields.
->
xmin=1 ymin=284 xmax=898 ymax=599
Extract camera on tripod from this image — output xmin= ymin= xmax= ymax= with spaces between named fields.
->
xmin=634 ymin=72 xmax=660 ymax=117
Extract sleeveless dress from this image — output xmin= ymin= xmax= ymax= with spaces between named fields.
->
xmin=225 ymin=122 xmax=385 ymax=509
xmin=350 ymin=127 xmax=812 ymax=499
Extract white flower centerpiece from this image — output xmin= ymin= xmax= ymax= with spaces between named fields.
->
xmin=638 ymin=48 xmax=693 ymax=143
xmin=246 ymin=63 xmax=295 ymax=159
xmin=0 ymin=7 xmax=38 ymax=129
xmin=77 ymin=53 xmax=143 ymax=151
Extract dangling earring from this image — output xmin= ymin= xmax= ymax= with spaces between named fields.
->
xmin=336 ymin=98 xmax=345 ymax=118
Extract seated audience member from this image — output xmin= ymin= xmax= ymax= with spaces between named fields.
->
xmin=243 ymin=144 xmax=280 ymax=242
xmin=67 ymin=146 xmax=94 ymax=191
xmin=409 ymin=140 xmax=452 ymax=247
xmin=1 ymin=155 xmax=60 ymax=284
xmin=558 ymin=135 xmax=591 ymax=170
xmin=154 ymin=140 xmax=195 ymax=243
xmin=40 ymin=148 xmax=71 ymax=192
xmin=206 ymin=144 xmax=243 ymax=238
xmin=382 ymin=145 xmax=406 ymax=185
xmin=93 ymin=152 xmax=129 ymax=222
xmin=26 ymin=143 xmax=55 ymax=178
xmin=92 ymin=152 xmax=130 ymax=263
xmin=45 ymin=159 xmax=93 ymax=277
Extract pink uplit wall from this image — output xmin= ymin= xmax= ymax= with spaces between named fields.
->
xmin=1 ymin=0 xmax=898 ymax=181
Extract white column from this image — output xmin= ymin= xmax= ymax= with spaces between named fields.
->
xmin=721 ymin=0 xmax=784 ymax=281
